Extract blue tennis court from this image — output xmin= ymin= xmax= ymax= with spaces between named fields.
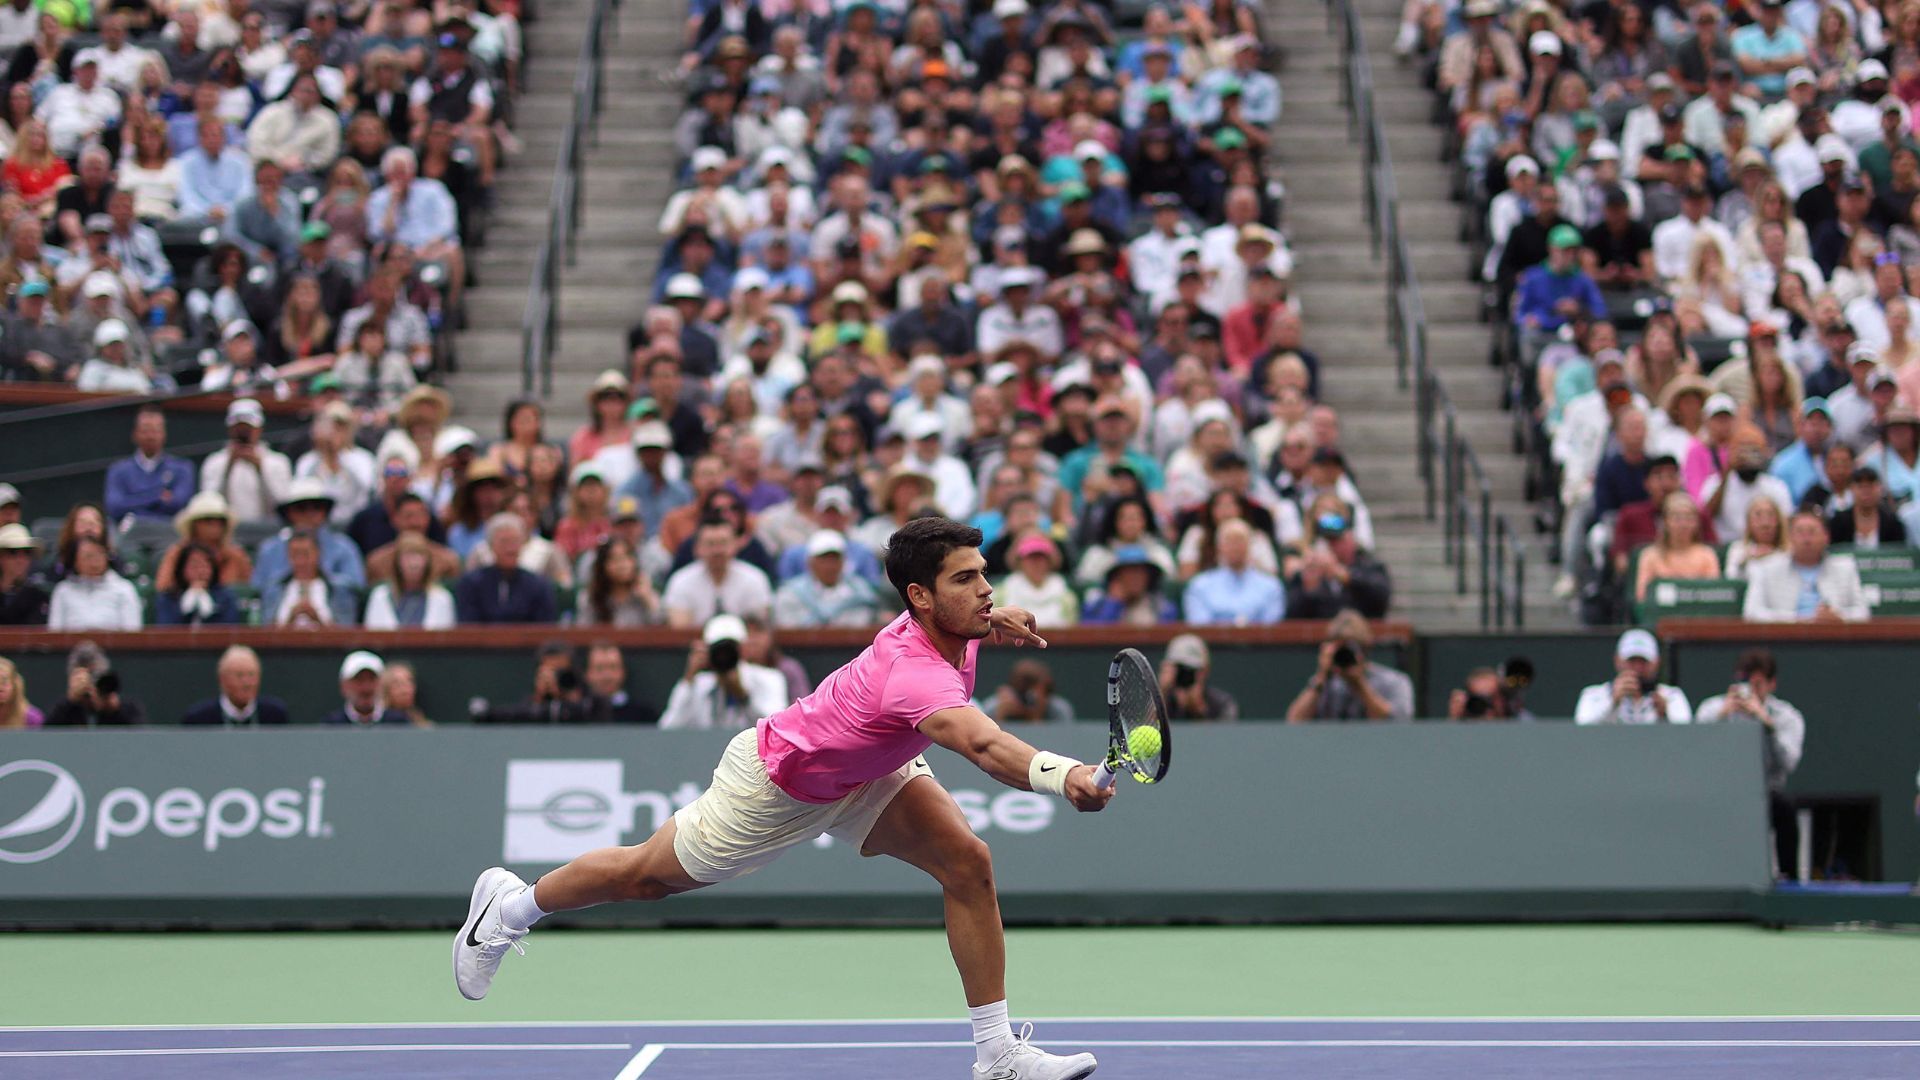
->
xmin=5 ymin=1017 xmax=1918 ymax=1078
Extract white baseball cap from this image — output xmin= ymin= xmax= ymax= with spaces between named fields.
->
xmin=703 ymin=613 xmax=748 ymax=646
xmin=690 ymin=145 xmax=727 ymax=172
xmin=1587 ymin=140 xmax=1621 ymax=162
xmin=903 ymin=411 xmax=944 ymax=441
xmin=630 ymin=420 xmax=673 ymax=449
xmin=1816 ymin=134 xmax=1854 ymax=164
xmin=1858 ymin=59 xmax=1890 ymax=83
xmin=434 ymin=425 xmax=480 ymax=456
xmin=1704 ymin=392 xmax=1738 ymax=417
xmin=82 ymin=271 xmax=120 ymax=299
xmin=1786 ymin=66 xmax=1816 ymax=88
xmin=664 ymin=273 xmax=705 ymax=301
xmin=339 ymin=650 xmax=385 ymax=680
xmin=225 ymin=397 xmax=265 ymax=428
xmin=1506 ymin=155 xmax=1540 ymax=179
xmin=1616 ymin=629 xmax=1659 ymax=661
xmin=806 ymin=529 xmax=847 ymax=558
xmin=92 ymin=319 xmax=129 ymax=346
xmin=1529 ymin=30 xmax=1562 ymax=56
xmin=1073 ymin=139 xmax=1107 ymax=162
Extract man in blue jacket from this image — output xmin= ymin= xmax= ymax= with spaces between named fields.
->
xmin=1513 ymin=224 xmax=1606 ymax=361
xmin=104 ymin=406 xmax=197 ymax=523
xmin=455 ymin=514 xmax=557 ymax=624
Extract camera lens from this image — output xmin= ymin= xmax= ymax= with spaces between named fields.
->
xmin=708 ymin=640 xmax=741 ymax=673
xmin=1332 ymin=645 xmax=1357 ymax=669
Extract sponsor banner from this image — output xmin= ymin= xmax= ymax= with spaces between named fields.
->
xmin=0 ymin=725 xmax=1770 ymax=906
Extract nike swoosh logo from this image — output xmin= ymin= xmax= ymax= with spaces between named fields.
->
xmin=1038 ymin=764 xmax=1056 ymax=773
xmin=465 ymin=893 xmax=497 ymax=948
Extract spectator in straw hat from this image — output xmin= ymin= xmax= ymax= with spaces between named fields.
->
xmin=0 ymin=523 xmax=49 ymax=626
xmin=155 ymin=491 xmax=253 ymax=592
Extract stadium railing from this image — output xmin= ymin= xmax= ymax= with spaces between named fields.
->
xmin=1328 ymin=0 xmax=1527 ymax=629
xmin=521 ymin=0 xmax=621 ymax=398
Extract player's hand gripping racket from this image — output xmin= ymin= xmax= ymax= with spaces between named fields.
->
xmin=1093 ymin=648 xmax=1171 ymax=789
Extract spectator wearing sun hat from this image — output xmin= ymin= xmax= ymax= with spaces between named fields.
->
xmin=253 ymin=476 xmax=367 ymax=594
xmin=0 ymin=523 xmax=49 ymax=626
xmin=154 ymin=491 xmax=253 ymax=592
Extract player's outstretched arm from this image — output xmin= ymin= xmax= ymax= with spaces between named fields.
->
xmin=921 ymin=705 xmax=1112 ymax=813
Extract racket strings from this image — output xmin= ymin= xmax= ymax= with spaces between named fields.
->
xmin=1115 ymin=664 xmax=1166 ymax=775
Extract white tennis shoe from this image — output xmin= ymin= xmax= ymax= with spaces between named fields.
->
xmin=452 ymin=866 xmax=530 ymax=1001
xmin=972 ymin=1024 xmax=1098 ymax=1079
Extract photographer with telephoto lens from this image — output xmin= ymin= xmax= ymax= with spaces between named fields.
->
xmin=658 ymin=614 xmax=790 ymax=730
xmin=45 ymin=640 xmax=145 ymax=726
xmin=1285 ymin=609 xmax=1413 ymax=722
xmin=1446 ymin=657 xmax=1537 ymax=722
xmin=1157 ymin=633 xmax=1240 ymax=722
xmin=470 ymin=641 xmax=600 ymax=725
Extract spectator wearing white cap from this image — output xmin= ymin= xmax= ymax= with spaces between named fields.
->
xmin=993 ymin=532 xmax=1077 ymax=628
xmin=658 ymin=614 xmax=789 ymax=730
xmin=1574 ymin=629 xmax=1693 ymax=725
xmin=66 ymin=269 xmax=149 ymax=366
xmin=660 ymin=146 xmax=749 ymax=241
xmin=1831 ymin=59 xmax=1901 ymax=153
xmin=900 ymin=411 xmax=978 ymax=519
xmin=200 ymin=319 xmax=283 ymax=393
xmin=1683 ymin=392 xmax=1743 ymax=500
xmin=773 ymin=529 xmax=879 ymax=629
xmin=324 ymin=651 xmax=410 ymax=726
xmin=201 ymin=397 xmax=294 ymax=523
xmin=1482 ymin=154 xmax=1541 ymax=283
xmin=36 ymin=53 xmax=121 ymax=159
xmin=974 ymin=264 xmax=1063 ymax=359
xmin=76 ymin=319 xmax=167 ymax=393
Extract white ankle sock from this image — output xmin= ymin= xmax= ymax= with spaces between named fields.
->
xmin=969 ymin=1000 xmax=1014 ymax=1068
xmin=500 ymin=883 xmax=548 ymax=930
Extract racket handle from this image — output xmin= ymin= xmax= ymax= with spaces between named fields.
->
xmin=1093 ymin=761 xmax=1117 ymax=791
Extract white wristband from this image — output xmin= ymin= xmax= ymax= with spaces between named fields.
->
xmin=1027 ymin=751 xmax=1082 ymax=798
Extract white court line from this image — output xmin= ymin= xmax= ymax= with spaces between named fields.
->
xmin=6 ymin=1015 xmax=1917 ymax=1033
xmin=0 ymin=1043 xmax=629 ymax=1059
xmin=614 ymin=1043 xmax=667 ymax=1078
xmin=627 ymin=1038 xmax=1920 ymax=1052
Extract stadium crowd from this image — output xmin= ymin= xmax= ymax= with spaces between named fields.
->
xmin=1402 ymin=0 xmax=1920 ymax=624
xmin=0 ymin=0 xmax=1408 ymax=643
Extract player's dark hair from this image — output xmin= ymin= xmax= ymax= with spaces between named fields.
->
xmin=885 ymin=516 xmax=983 ymax=607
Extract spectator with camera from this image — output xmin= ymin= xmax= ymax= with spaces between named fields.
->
xmin=324 ymin=651 xmax=410 ymax=726
xmin=182 ymin=646 xmax=290 ymax=727
xmin=200 ymin=399 xmax=294 ymax=525
xmin=1446 ymin=660 xmax=1538 ymax=722
xmin=472 ymin=642 xmax=603 ymax=725
xmin=1284 ymin=506 xmax=1392 ymax=620
xmin=1575 ymin=629 xmax=1693 ymax=725
xmin=1696 ymin=648 xmax=1807 ymax=878
xmin=1285 ymin=610 xmax=1413 ymax=722
xmin=659 ymin=614 xmax=788 ymax=730
xmin=984 ymin=658 xmax=1077 ymax=725
xmin=1160 ymin=634 xmax=1240 ymax=723
xmin=46 ymin=641 xmax=145 ymax=727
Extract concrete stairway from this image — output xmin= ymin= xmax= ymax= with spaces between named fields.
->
xmin=1272 ymin=0 xmax=1567 ymax=628
xmin=450 ymin=0 xmax=681 ymax=431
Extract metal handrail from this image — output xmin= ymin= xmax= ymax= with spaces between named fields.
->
xmin=1328 ymin=0 xmax=1526 ymax=629
xmin=522 ymin=0 xmax=620 ymax=398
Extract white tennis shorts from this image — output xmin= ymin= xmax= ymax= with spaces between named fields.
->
xmin=671 ymin=728 xmax=934 ymax=884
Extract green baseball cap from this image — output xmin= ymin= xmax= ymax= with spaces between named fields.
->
xmin=1057 ymin=181 xmax=1091 ymax=203
xmin=1547 ymin=224 xmax=1583 ymax=249
xmin=835 ymin=321 xmax=866 ymax=344
xmin=300 ymin=220 xmax=332 ymax=243
xmin=1145 ymin=85 xmax=1173 ymax=104
xmin=625 ymin=398 xmax=660 ymax=422
xmin=843 ymin=146 xmax=873 ymax=167
xmin=1214 ymin=128 xmax=1248 ymax=150
xmin=309 ymin=372 xmax=344 ymax=393
xmin=1217 ymin=77 xmax=1244 ymax=97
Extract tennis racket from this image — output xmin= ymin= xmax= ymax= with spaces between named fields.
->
xmin=1093 ymin=647 xmax=1171 ymax=790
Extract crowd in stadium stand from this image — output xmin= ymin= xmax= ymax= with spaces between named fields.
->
xmin=1402 ymin=0 xmax=1920 ymax=625
xmin=1 ymin=0 xmax=1418 ymax=650
xmin=0 ymin=1 xmax=512 ymax=390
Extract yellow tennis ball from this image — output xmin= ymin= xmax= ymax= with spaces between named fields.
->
xmin=1127 ymin=725 xmax=1161 ymax=760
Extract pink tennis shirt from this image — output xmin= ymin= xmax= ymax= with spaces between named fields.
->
xmin=758 ymin=611 xmax=979 ymax=804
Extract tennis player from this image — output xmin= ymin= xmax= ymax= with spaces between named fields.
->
xmin=454 ymin=517 xmax=1111 ymax=1079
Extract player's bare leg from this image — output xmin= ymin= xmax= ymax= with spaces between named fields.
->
xmin=453 ymin=820 xmax=707 ymax=1001
xmin=861 ymin=775 xmax=1006 ymax=1006
xmin=862 ymin=776 xmax=1096 ymax=1078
